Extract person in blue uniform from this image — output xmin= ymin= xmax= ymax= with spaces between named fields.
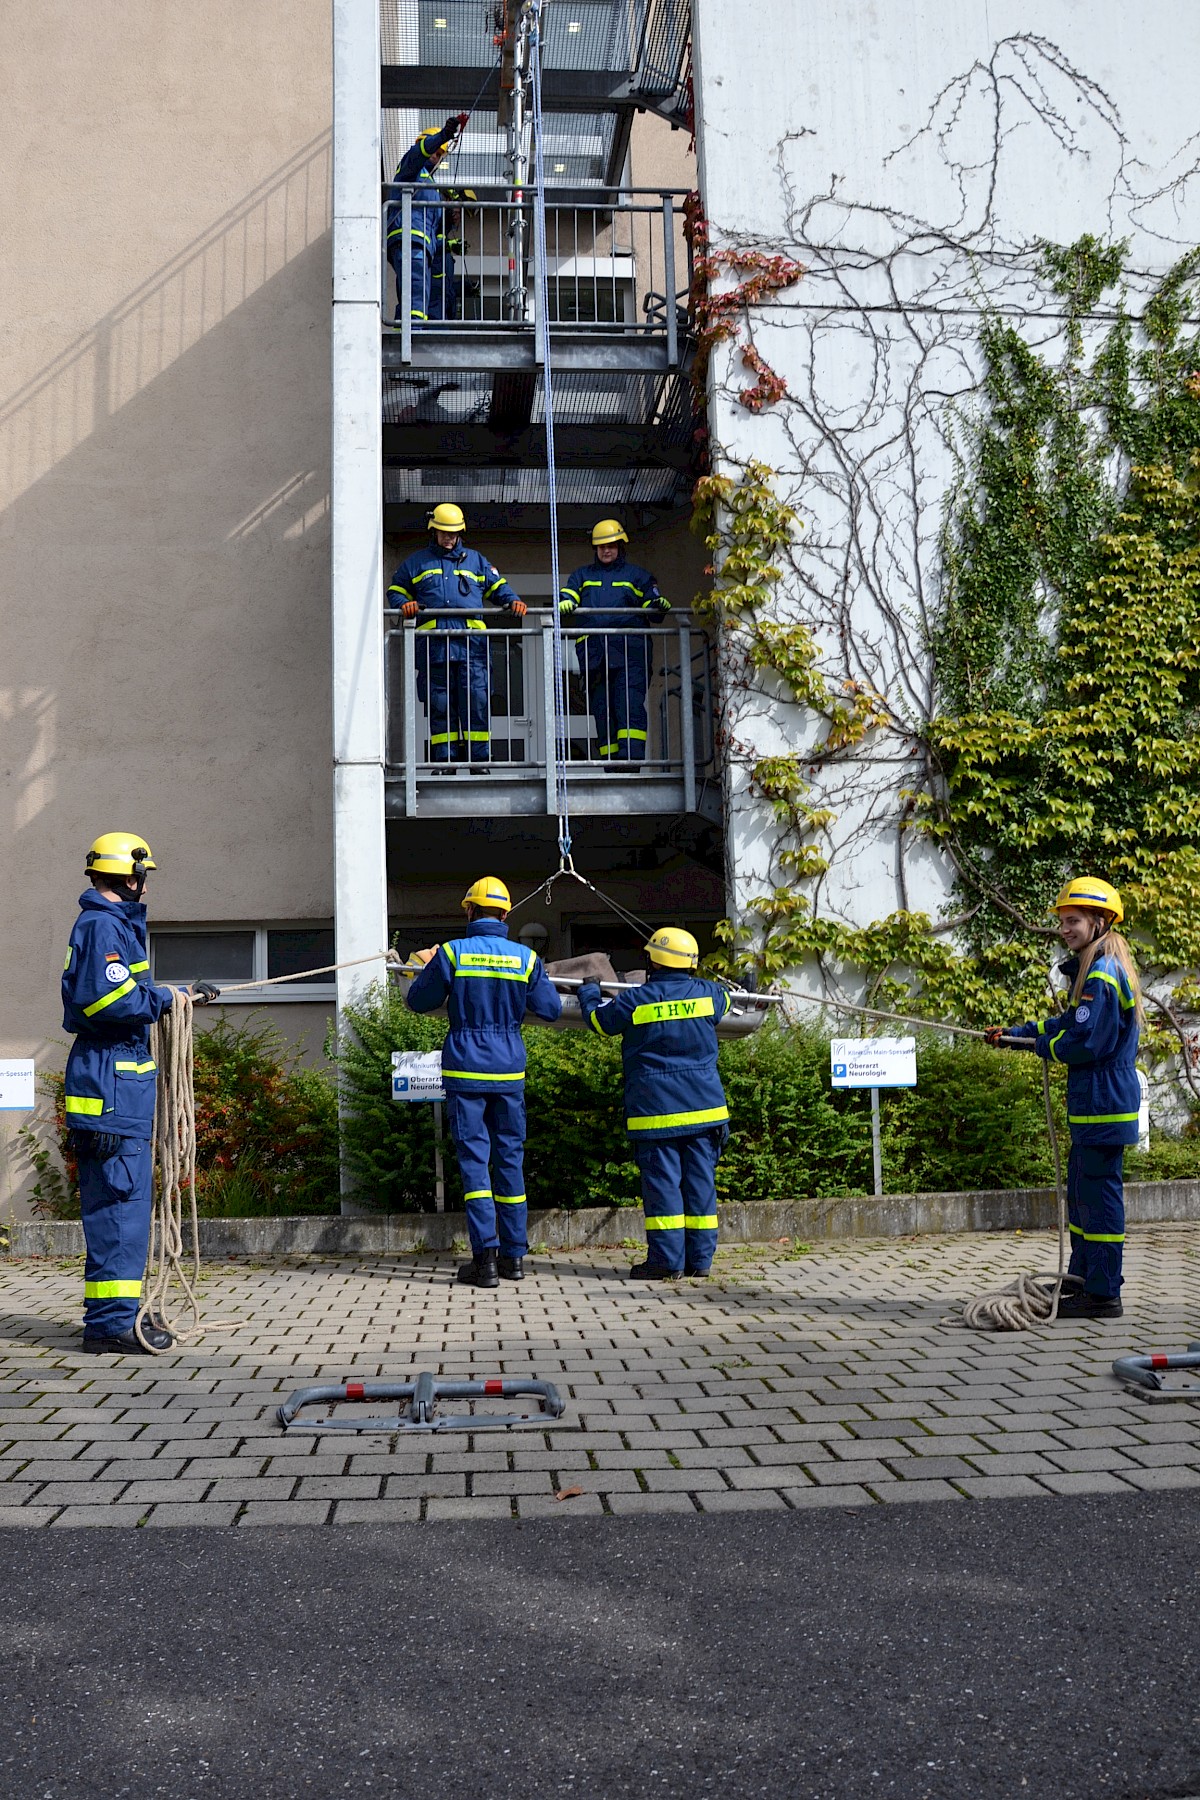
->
xmin=386 ymin=117 xmax=466 ymax=325
xmin=387 ymin=503 xmax=527 ymax=767
xmin=405 ymin=877 xmax=561 ymax=1286
xmin=428 ymin=187 xmax=475 ymax=321
xmin=579 ymin=928 xmax=731 ymax=1280
xmin=986 ymin=876 xmax=1142 ymax=1320
xmin=559 ymin=519 xmax=670 ymax=763
xmin=61 ymin=832 xmax=219 ymax=1353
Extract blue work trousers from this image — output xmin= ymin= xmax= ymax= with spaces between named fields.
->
xmin=417 ymin=636 xmax=490 ymax=761
xmin=388 ymin=236 xmax=433 ymax=324
xmin=634 ymin=1126 xmax=725 ymax=1275
xmin=584 ymin=639 xmax=649 ymax=761
xmin=1067 ymin=1142 xmax=1125 ymax=1298
xmin=447 ymin=1089 xmax=528 ymax=1257
xmin=76 ymin=1134 xmax=153 ymax=1335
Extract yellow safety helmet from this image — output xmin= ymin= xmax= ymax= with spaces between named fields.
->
xmin=591 ymin=519 xmax=629 ymax=547
xmin=428 ymin=502 xmax=466 ymax=534
xmin=85 ymin=832 xmax=157 ymax=877
xmin=645 ymin=926 xmax=699 ymax=969
xmin=461 ymin=876 xmax=512 ymax=914
xmin=1053 ymin=877 xmax=1123 ymax=924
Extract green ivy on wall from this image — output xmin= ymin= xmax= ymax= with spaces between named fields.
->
xmin=693 ymin=235 xmax=1200 ymax=1058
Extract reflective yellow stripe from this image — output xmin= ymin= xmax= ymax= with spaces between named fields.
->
xmin=430 ymin=731 xmax=456 ymax=745
xmin=463 ymin=1190 xmax=492 ymax=1201
xmin=1067 ymin=1111 xmax=1139 ymax=1124
xmin=561 ymin=586 xmax=580 ymax=602
xmin=617 ymin=729 xmax=647 ymax=742
xmin=644 ymin=1214 xmax=684 ymax=1231
xmin=484 ymin=577 xmax=508 ymax=595
xmin=82 ymin=977 xmax=136 ymax=1017
xmin=495 ymin=1194 xmax=526 ymax=1206
xmin=442 ymin=1069 xmax=524 ymax=1082
xmin=84 ymin=1280 xmax=143 ymax=1299
xmin=412 ymin=569 xmax=441 ymax=582
xmin=65 ymin=1096 xmax=105 ymax=1116
xmin=63 ymin=947 xmax=73 ymax=971
xmin=128 ymin=960 xmax=149 ymax=974
xmin=462 ymin=730 xmax=490 ymax=742
xmin=611 ymin=581 xmax=639 ymax=590
xmin=1088 ymin=969 xmax=1136 ymax=1010
xmin=445 ymin=945 xmax=457 ymax=967
xmin=598 ymin=743 xmax=619 ymax=757
xmin=683 ymin=1214 xmax=718 ymax=1230
xmin=631 ymin=998 xmax=715 ymax=1025
xmin=459 ymin=953 xmax=524 ymax=968
xmin=1048 ymin=1030 xmax=1066 ymax=1062
xmin=114 ymin=1060 xmax=156 ymax=1075
xmin=627 ymin=1106 xmax=729 ymax=1132
xmin=589 ymin=1012 xmax=611 ymax=1036
xmin=1068 ymin=1225 xmax=1126 ymax=1242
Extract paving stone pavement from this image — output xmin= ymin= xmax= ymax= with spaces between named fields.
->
xmin=2 ymin=1224 xmax=1199 ymax=1527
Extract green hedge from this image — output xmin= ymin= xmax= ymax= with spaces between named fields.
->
xmin=334 ymin=985 xmax=1200 ymax=1210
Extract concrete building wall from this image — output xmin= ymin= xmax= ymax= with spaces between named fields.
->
xmin=692 ymin=0 xmax=1200 ymax=947
xmin=1 ymin=1 xmax=333 ymax=1208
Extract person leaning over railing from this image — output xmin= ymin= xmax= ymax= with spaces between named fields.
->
xmin=985 ymin=877 xmax=1142 ymax=1321
xmin=386 ymin=117 xmax=466 ymax=325
xmin=559 ymin=519 xmax=670 ymax=764
xmin=387 ymin=502 xmax=527 ymax=769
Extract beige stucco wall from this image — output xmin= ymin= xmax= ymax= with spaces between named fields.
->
xmin=0 ymin=1 xmax=332 ymax=1211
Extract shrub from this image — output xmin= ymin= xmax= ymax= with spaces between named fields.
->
xmin=332 ymin=991 xmax=1107 ymax=1210
xmin=17 ymin=1019 xmax=339 ymax=1220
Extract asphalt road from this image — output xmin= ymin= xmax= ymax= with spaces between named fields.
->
xmin=4 ymin=1493 xmax=1199 ymax=1800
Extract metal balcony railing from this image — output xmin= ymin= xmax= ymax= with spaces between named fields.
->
xmin=382 ymin=187 xmax=691 ymax=368
xmin=384 ymin=609 xmax=716 ymax=818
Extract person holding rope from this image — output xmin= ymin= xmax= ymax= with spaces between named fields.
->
xmin=985 ymin=877 xmax=1142 ymax=1321
xmin=579 ymin=928 xmax=732 ymax=1280
xmin=61 ymin=833 xmax=219 ymax=1354
xmin=405 ymin=876 xmax=561 ymax=1287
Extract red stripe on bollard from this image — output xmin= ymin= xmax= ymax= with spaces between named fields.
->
xmin=1150 ymin=1355 xmax=1170 ymax=1370
xmin=484 ymin=1379 xmax=504 ymax=1395
xmin=345 ymin=1382 xmax=366 ymax=1400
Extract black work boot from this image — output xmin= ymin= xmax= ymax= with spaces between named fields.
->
xmin=457 ymin=1249 xmax=500 ymax=1289
xmin=628 ymin=1261 xmax=679 ymax=1281
xmin=1055 ymin=1290 xmax=1123 ymax=1320
xmin=498 ymin=1255 xmax=525 ymax=1281
xmin=82 ymin=1320 xmax=174 ymax=1354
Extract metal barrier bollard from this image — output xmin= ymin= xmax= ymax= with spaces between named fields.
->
xmin=1111 ymin=1345 xmax=1200 ymax=1401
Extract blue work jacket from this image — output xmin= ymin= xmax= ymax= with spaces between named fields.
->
xmin=406 ymin=918 xmax=562 ymax=1089
xmin=580 ymin=968 xmax=731 ymax=1139
xmin=386 ymin=129 xmax=456 ymax=260
xmin=559 ymin=554 xmax=668 ymax=632
xmin=1007 ymin=952 xmax=1141 ymax=1145
xmin=387 ymin=545 xmax=522 ymax=640
xmin=61 ymin=891 xmax=175 ymax=1138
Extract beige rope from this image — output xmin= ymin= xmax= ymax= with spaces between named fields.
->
xmin=136 ymin=989 xmax=208 ymax=1351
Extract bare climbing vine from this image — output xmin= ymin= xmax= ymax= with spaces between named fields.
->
xmin=687 ymin=32 xmax=1200 ymax=1101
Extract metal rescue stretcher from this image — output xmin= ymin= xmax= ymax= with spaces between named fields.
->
xmin=1111 ymin=1345 xmax=1200 ymax=1401
xmin=277 ymin=1372 xmax=567 ymax=1434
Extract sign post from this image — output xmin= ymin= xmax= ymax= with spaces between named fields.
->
xmin=830 ymin=1039 xmax=917 ymax=1198
xmin=0 ymin=1060 xmax=37 ymax=1231
xmin=391 ymin=1051 xmax=448 ymax=1213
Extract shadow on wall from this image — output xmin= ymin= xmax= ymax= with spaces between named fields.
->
xmin=0 ymin=128 xmax=337 ymax=1092
xmin=0 ymin=131 xmax=332 ymax=510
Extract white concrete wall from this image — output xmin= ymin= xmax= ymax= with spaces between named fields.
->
xmin=693 ymin=0 xmax=1200 ymax=947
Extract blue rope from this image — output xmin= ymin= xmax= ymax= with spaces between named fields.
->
xmin=528 ymin=2 xmax=572 ymax=866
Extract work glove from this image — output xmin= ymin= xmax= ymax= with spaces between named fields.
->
xmin=509 ymin=600 xmax=528 ymax=618
xmin=983 ymin=1027 xmax=1007 ymax=1048
xmin=447 ymin=114 xmax=468 ymax=134
xmin=578 ymin=981 xmax=602 ymax=1011
xmin=192 ymin=981 xmax=221 ymax=1006
xmin=400 ymin=600 xmax=420 ymax=618
xmin=558 ymin=598 xmax=577 ymax=616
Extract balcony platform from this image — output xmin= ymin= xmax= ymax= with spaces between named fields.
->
xmin=384 ymin=767 xmax=720 ymax=822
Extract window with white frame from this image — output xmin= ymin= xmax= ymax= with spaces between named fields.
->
xmin=149 ymin=925 xmax=336 ymax=1000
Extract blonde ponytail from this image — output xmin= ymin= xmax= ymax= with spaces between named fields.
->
xmin=1071 ymin=924 xmax=1144 ymax=1025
